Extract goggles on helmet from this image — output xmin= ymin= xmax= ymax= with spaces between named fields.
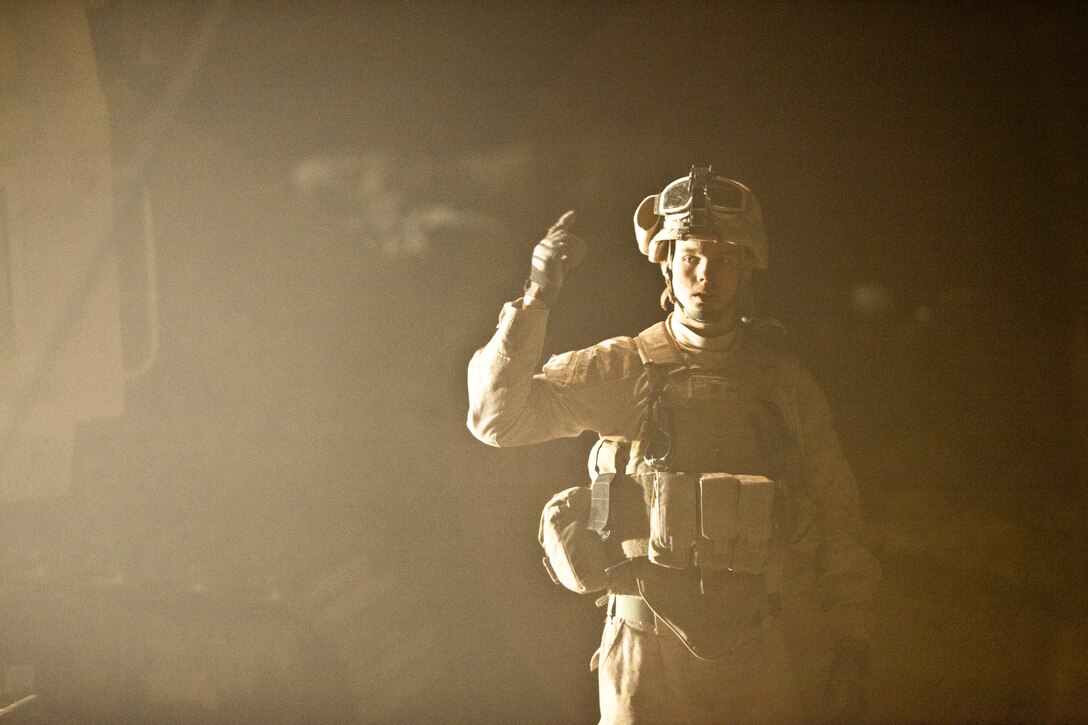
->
xmin=654 ymin=167 xmax=751 ymax=217
xmin=654 ymin=166 xmax=753 ymax=242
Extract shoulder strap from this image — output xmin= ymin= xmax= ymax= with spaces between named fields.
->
xmin=634 ymin=321 xmax=683 ymax=366
xmin=632 ymin=322 xmax=676 ymax=470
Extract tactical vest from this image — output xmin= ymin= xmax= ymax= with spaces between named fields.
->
xmin=588 ymin=321 xmax=794 ymax=575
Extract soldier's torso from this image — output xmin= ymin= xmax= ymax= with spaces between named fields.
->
xmin=630 ymin=323 xmax=789 ymax=476
xmin=590 ymin=321 xmax=795 ymax=568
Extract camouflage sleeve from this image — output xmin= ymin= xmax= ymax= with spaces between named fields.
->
xmin=466 ymin=301 xmax=642 ymax=447
xmin=792 ymin=364 xmax=882 ymax=642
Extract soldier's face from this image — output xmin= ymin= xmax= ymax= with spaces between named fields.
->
xmin=669 ymin=239 xmax=744 ymax=315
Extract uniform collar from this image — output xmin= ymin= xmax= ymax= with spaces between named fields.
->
xmin=667 ymin=312 xmax=740 ymax=352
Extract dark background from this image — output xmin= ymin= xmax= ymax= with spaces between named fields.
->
xmin=2 ymin=1 xmax=1087 ymax=722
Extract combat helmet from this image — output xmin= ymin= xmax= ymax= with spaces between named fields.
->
xmin=633 ymin=166 xmax=768 ymax=269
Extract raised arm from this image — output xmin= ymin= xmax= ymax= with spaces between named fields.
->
xmin=467 ymin=211 xmax=644 ymax=447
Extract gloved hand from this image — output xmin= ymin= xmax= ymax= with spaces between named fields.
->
xmin=824 ymin=637 xmax=872 ymax=722
xmin=524 ymin=210 xmax=587 ymax=306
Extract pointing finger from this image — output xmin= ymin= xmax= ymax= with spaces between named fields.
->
xmin=548 ymin=209 xmax=577 ymax=235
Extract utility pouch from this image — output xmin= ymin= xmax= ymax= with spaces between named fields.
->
xmin=538 ymin=486 xmax=609 ymax=594
xmin=587 ymin=472 xmax=613 ymax=534
xmin=695 ymin=473 xmax=740 ymax=570
xmin=731 ymin=475 xmax=776 ymax=574
xmin=587 ymin=437 xmax=624 ymax=536
xmin=648 ymin=471 xmax=698 ymax=569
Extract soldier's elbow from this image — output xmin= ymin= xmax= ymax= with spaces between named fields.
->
xmin=466 ymin=410 xmax=514 ymax=447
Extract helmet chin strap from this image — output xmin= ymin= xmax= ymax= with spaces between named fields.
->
xmin=679 ymin=302 xmax=733 ymax=324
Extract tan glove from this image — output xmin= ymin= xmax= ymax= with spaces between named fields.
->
xmin=524 ymin=210 xmax=587 ymax=306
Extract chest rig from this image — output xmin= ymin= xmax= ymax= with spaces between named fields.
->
xmin=589 ymin=321 xmax=793 ymax=575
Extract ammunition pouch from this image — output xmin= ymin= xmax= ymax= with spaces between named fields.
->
xmin=644 ymin=471 xmax=777 ymax=574
xmin=647 ymin=471 xmax=699 ymax=569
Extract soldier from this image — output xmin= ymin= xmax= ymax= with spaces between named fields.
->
xmin=467 ymin=167 xmax=880 ymax=723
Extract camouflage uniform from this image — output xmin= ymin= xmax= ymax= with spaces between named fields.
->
xmin=468 ymin=302 xmax=880 ymax=724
